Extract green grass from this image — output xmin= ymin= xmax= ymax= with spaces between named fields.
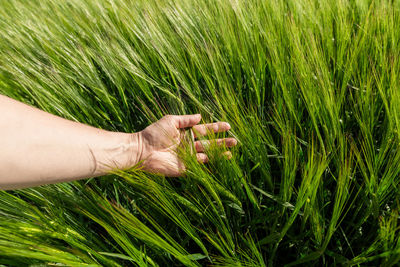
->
xmin=1 ymin=0 xmax=400 ymax=265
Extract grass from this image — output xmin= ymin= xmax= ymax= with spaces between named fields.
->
xmin=0 ymin=0 xmax=400 ymax=265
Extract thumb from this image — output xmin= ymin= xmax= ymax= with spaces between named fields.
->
xmin=173 ymin=114 xmax=202 ymax=128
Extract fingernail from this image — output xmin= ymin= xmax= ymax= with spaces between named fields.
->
xmin=226 ymin=122 xmax=231 ymax=130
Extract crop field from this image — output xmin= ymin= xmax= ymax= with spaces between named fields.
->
xmin=1 ymin=0 xmax=400 ymax=266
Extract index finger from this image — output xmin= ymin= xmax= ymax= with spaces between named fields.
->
xmin=172 ymin=114 xmax=202 ymax=129
xmin=192 ymin=122 xmax=231 ymax=138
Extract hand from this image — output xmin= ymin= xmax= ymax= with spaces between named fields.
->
xmin=136 ymin=114 xmax=237 ymax=176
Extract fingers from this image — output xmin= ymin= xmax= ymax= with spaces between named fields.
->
xmin=172 ymin=114 xmax=202 ymax=129
xmin=196 ymin=151 xmax=232 ymax=164
xmin=163 ymin=115 xmax=235 ymax=165
xmin=192 ymin=122 xmax=231 ymax=137
xmin=222 ymin=151 xmax=232 ymax=160
xmin=166 ymin=114 xmax=231 ymax=136
xmin=194 ymin=138 xmax=237 ymax=152
xmin=196 ymin=153 xmax=209 ymax=163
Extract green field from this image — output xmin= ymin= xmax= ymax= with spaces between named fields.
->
xmin=1 ymin=0 xmax=400 ymax=265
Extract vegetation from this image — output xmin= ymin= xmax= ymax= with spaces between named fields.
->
xmin=1 ymin=0 xmax=400 ymax=265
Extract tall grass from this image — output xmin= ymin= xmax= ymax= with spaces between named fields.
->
xmin=1 ymin=0 xmax=400 ymax=265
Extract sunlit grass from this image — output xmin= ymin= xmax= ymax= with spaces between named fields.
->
xmin=1 ymin=0 xmax=400 ymax=265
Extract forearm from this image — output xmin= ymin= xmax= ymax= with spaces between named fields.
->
xmin=0 ymin=95 xmax=140 ymax=190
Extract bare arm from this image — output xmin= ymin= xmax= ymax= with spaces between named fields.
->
xmin=0 ymin=94 xmax=139 ymax=190
xmin=0 ymin=95 xmax=236 ymax=190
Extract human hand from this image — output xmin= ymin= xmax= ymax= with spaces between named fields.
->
xmin=136 ymin=114 xmax=237 ymax=176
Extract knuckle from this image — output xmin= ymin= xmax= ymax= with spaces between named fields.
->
xmin=163 ymin=115 xmax=174 ymax=121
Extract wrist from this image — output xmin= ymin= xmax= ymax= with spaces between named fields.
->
xmin=95 ymin=131 xmax=143 ymax=174
xmin=122 ymin=131 xmax=143 ymax=170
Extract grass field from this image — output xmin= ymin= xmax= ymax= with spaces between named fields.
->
xmin=1 ymin=0 xmax=400 ymax=265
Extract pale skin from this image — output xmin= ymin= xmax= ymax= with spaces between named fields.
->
xmin=0 ymin=94 xmax=237 ymax=190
